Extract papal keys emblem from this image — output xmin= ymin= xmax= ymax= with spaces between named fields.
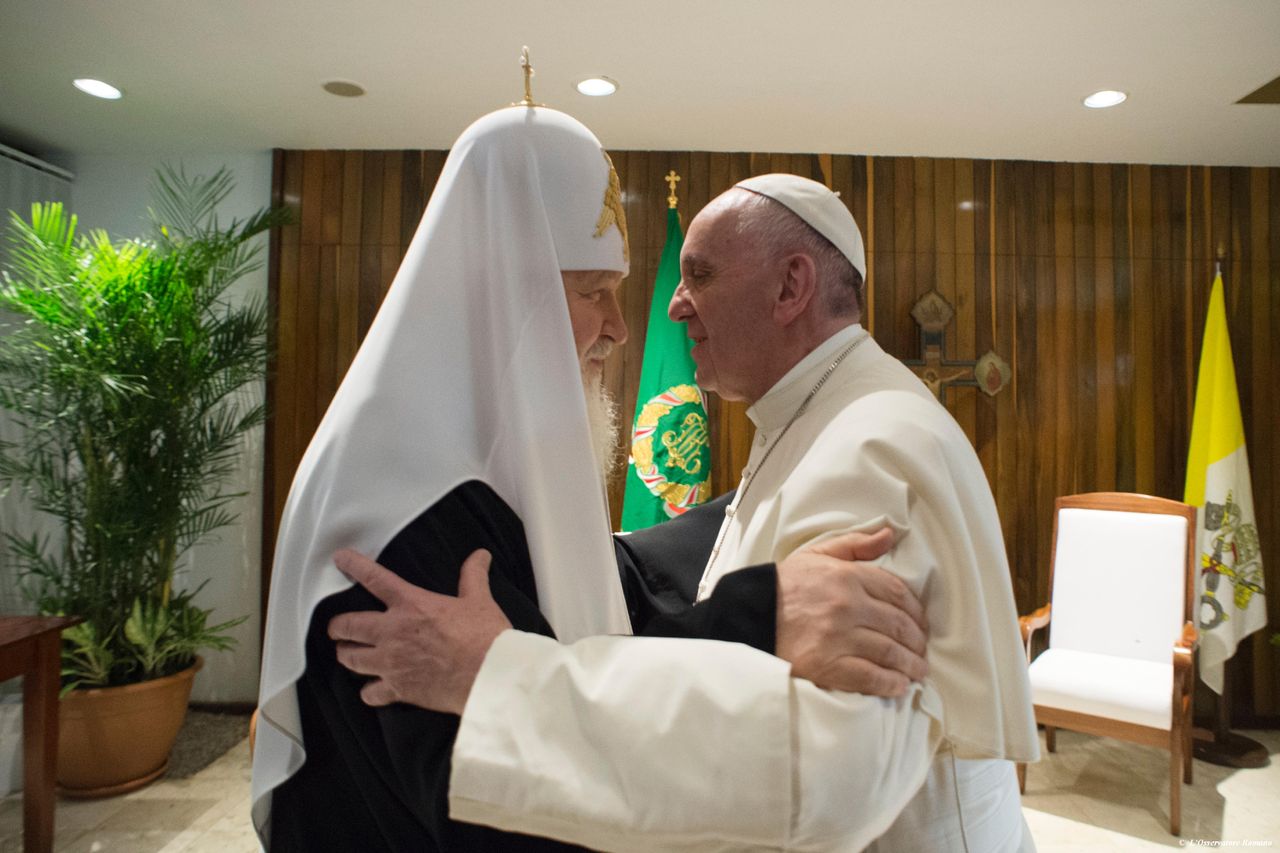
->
xmin=629 ymin=384 xmax=712 ymax=518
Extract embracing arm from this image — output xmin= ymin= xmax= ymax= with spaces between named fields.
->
xmin=305 ymin=481 xmax=588 ymax=852
xmin=441 ymin=523 xmax=940 ymax=850
xmin=329 ymin=468 xmax=932 ymax=851
xmin=617 ymin=489 xmax=926 ymax=692
xmin=328 ymin=531 xmax=933 ymax=850
xmin=450 ymin=630 xmax=941 ymax=852
xmin=638 ymin=529 xmax=927 ymax=697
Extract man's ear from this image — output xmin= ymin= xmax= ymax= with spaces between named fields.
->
xmin=773 ymin=253 xmax=818 ymax=326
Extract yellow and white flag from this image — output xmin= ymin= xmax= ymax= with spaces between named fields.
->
xmin=1184 ymin=273 xmax=1267 ymax=694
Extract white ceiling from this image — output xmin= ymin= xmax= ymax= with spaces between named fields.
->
xmin=2 ymin=0 xmax=1279 ymax=167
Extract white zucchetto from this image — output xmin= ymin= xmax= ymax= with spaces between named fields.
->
xmin=735 ymin=173 xmax=866 ymax=278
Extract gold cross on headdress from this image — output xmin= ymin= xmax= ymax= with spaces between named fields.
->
xmin=516 ymin=46 xmax=541 ymax=107
xmin=665 ymin=170 xmax=681 ymax=210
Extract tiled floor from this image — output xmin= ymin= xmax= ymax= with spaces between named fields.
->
xmin=2 ymin=729 xmax=1277 ymax=851
xmin=0 ymin=738 xmax=256 ymax=853
xmin=1022 ymin=728 xmax=1280 ymax=850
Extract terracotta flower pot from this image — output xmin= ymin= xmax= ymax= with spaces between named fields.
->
xmin=56 ymin=657 xmax=202 ymax=798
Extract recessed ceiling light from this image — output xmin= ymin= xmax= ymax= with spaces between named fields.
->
xmin=576 ymin=77 xmax=618 ymax=97
xmin=73 ymin=78 xmax=122 ymax=100
xmin=1083 ymin=90 xmax=1127 ymax=109
xmin=323 ymin=80 xmax=366 ymax=97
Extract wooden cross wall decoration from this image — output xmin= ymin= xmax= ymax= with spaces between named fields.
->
xmin=904 ymin=290 xmax=1011 ymax=400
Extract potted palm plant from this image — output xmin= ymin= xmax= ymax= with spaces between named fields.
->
xmin=0 ymin=166 xmax=282 ymax=796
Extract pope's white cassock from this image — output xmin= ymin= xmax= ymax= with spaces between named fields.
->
xmin=448 ymin=323 xmax=1041 ymax=851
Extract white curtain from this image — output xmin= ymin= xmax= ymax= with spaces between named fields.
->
xmin=0 ymin=143 xmax=71 ymax=246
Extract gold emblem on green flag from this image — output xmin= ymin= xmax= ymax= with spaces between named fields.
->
xmin=630 ymin=384 xmax=712 ymax=515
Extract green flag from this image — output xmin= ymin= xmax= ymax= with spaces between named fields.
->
xmin=621 ymin=207 xmax=712 ymax=531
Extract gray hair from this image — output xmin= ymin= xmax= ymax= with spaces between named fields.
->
xmin=733 ymin=190 xmax=863 ymax=317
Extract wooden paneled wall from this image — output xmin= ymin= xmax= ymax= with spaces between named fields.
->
xmin=267 ymin=149 xmax=1279 ymax=720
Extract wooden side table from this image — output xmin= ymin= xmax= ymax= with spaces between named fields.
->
xmin=0 ymin=615 xmax=80 ymax=853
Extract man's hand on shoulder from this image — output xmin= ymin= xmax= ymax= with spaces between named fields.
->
xmin=328 ymin=548 xmax=511 ymax=714
xmin=776 ymin=528 xmax=928 ymax=698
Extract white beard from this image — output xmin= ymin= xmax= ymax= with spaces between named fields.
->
xmin=582 ymin=369 xmax=621 ymax=487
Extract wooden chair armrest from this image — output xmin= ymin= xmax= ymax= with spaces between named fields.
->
xmin=1172 ymin=622 xmax=1197 ymax=704
xmin=1018 ymin=603 xmax=1051 ymax=661
xmin=1173 ymin=621 xmax=1197 ymax=678
xmin=1175 ymin=621 xmax=1198 ymax=651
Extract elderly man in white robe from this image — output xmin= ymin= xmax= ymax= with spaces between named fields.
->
xmin=332 ymin=173 xmax=1040 ymax=851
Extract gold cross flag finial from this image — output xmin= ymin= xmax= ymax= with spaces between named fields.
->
xmin=665 ymin=170 xmax=681 ymax=209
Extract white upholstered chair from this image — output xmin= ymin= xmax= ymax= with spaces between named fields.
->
xmin=1018 ymin=492 xmax=1197 ymax=836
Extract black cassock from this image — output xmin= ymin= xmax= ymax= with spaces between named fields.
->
xmin=270 ymin=482 xmax=772 ymax=852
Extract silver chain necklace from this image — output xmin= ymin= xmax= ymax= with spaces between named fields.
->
xmin=701 ymin=333 xmax=867 ymax=583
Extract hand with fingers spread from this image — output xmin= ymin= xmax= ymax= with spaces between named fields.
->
xmin=328 ymin=547 xmax=511 ymax=715
xmin=776 ymin=527 xmax=929 ymax=698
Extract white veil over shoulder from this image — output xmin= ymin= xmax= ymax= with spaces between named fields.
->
xmin=251 ymin=106 xmax=634 ymax=842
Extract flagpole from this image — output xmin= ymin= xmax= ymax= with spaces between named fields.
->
xmin=1188 ymin=261 xmax=1269 ymax=769
xmin=1194 ymin=657 xmax=1269 ymax=767
xmin=620 ymin=172 xmax=712 ymax=531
